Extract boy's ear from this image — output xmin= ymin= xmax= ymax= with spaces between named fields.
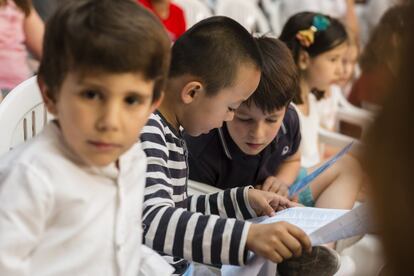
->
xmin=37 ymin=75 xmax=58 ymax=115
xmin=150 ymin=92 xmax=164 ymax=113
xmin=180 ymin=81 xmax=204 ymax=104
xmin=298 ymin=50 xmax=310 ymax=71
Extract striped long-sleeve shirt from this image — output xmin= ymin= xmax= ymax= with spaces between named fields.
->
xmin=141 ymin=112 xmax=258 ymax=274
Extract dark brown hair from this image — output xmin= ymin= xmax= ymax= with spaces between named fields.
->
xmin=169 ymin=16 xmax=262 ymax=96
xmin=244 ymin=36 xmax=299 ymax=113
xmin=0 ymin=0 xmax=31 ymax=16
xmin=360 ymin=5 xmax=413 ymax=72
xmin=38 ymin=0 xmax=171 ymax=102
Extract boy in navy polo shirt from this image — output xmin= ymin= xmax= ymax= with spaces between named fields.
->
xmin=186 ymin=36 xmax=362 ymax=275
xmin=186 ymin=36 xmax=361 ymax=210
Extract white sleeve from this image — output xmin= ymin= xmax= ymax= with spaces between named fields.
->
xmin=138 ymin=245 xmax=174 ymax=276
xmin=317 ymin=87 xmax=340 ymax=131
xmin=0 ymin=163 xmax=53 ymax=276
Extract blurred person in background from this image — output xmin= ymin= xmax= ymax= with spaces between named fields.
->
xmin=0 ymin=0 xmax=44 ymax=100
xmin=364 ymin=1 xmax=414 ymax=275
xmin=137 ymin=0 xmax=185 ymax=41
xmin=348 ymin=5 xmax=412 ymax=112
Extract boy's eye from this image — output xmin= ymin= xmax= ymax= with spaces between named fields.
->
xmin=266 ymin=119 xmax=278 ymax=123
xmin=125 ymin=95 xmax=140 ymax=105
xmin=237 ymin=117 xmax=251 ymax=122
xmin=81 ymin=90 xmax=101 ymax=100
xmin=228 ymin=107 xmax=236 ymax=112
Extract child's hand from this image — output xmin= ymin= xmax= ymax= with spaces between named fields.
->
xmin=256 ymin=176 xmax=290 ymax=197
xmin=246 ymin=222 xmax=312 ymax=263
xmin=247 ymin=189 xmax=295 ymax=217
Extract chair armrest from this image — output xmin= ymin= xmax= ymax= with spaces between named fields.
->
xmin=187 ymin=179 xmax=223 ymax=195
xmin=337 ymin=107 xmax=374 ymax=128
xmin=318 ymin=127 xmax=363 ymax=155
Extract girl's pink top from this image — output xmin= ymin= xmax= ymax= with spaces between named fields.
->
xmin=0 ymin=1 xmax=31 ymax=89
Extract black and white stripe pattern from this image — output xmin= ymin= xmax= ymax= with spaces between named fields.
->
xmin=141 ymin=112 xmax=257 ymax=274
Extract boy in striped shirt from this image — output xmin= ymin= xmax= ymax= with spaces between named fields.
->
xmin=140 ymin=16 xmax=312 ymax=275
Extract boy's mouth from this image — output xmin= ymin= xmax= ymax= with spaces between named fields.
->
xmin=246 ymin=142 xmax=263 ymax=150
xmin=88 ymin=140 xmax=122 ymax=150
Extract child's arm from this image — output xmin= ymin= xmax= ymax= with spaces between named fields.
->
xmin=141 ymin=121 xmax=252 ymax=266
xmin=344 ymin=0 xmax=359 ymax=41
xmin=188 ymin=187 xmax=295 ymax=219
xmin=188 ymin=187 xmax=312 ymax=263
xmin=23 ymin=7 xmax=45 ymax=60
xmin=0 ymin=164 xmax=49 ymax=275
xmin=188 ymin=187 xmax=257 ymax=219
xmin=258 ymin=150 xmax=301 ymax=196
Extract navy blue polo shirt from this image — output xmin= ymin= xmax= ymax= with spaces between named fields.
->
xmin=185 ymin=105 xmax=301 ymax=189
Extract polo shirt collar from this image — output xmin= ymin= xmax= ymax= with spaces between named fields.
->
xmin=218 ymin=122 xmax=287 ymax=161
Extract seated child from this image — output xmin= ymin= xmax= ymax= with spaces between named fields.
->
xmin=186 ymin=35 xmax=360 ymax=210
xmin=0 ymin=0 xmax=44 ymax=96
xmin=185 ymin=35 xmax=361 ymax=275
xmin=140 ymin=17 xmax=312 ymax=275
xmin=0 ymin=0 xmax=173 ymax=275
xmin=277 ymin=12 xmax=362 ymax=202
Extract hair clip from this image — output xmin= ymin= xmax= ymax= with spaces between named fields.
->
xmin=296 ymin=15 xmax=331 ymax=47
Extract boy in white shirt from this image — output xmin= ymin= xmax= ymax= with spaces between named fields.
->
xmin=0 ymin=0 xmax=173 ymax=275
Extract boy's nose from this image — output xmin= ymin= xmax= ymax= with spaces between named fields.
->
xmin=96 ymin=103 xmax=120 ymax=131
xmin=249 ymin=122 xmax=264 ymax=138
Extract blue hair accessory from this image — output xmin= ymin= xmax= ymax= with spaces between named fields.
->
xmin=296 ymin=15 xmax=331 ymax=47
xmin=313 ymin=15 xmax=330 ymax=31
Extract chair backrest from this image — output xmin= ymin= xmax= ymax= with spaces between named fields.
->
xmin=215 ymin=0 xmax=271 ymax=33
xmin=261 ymin=0 xmax=283 ymax=35
xmin=172 ymin=0 xmax=213 ymax=29
xmin=0 ymin=76 xmax=51 ymax=154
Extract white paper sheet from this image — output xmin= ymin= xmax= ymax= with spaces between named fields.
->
xmin=221 ymin=204 xmax=372 ymax=276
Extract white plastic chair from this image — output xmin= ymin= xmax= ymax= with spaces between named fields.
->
xmin=172 ymin=0 xmax=213 ymax=29
xmin=315 ymin=84 xmax=375 ymax=155
xmin=215 ymin=0 xmax=271 ymax=33
xmin=187 ymin=179 xmax=222 ymax=196
xmin=261 ymin=0 xmax=283 ymax=35
xmin=336 ymin=90 xmax=375 ymax=138
xmin=200 ymin=0 xmax=216 ymax=11
xmin=0 ymin=76 xmax=51 ymax=154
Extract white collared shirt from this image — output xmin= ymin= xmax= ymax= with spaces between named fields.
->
xmin=0 ymin=123 xmax=173 ymax=276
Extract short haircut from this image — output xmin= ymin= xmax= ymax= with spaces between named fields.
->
xmin=279 ymin=12 xmax=347 ymax=64
xmin=169 ymin=16 xmax=263 ymax=96
xmin=244 ymin=36 xmax=299 ymax=113
xmin=38 ymin=0 xmax=171 ymax=102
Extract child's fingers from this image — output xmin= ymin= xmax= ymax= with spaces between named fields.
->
xmin=263 ymin=202 xmax=276 ymax=217
xmin=272 ymin=239 xmax=293 ymax=260
xmin=264 ymin=249 xmax=284 ymax=264
xmin=287 ymin=225 xmax=312 ymax=253
xmin=269 ymin=182 xmax=281 ymax=193
xmin=261 ymin=180 xmax=272 ymax=192
xmin=262 ymin=177 xmax=277 ymax=192
xmin=290 ymin=195 xmax=299 ymax=203
xmin=280 ymin=233 xmax=303 ymax=257
xmin=270 ymin=194 xmax=292 ymax=208
xmin=278 ymin=185 xmax=289 ymax=197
